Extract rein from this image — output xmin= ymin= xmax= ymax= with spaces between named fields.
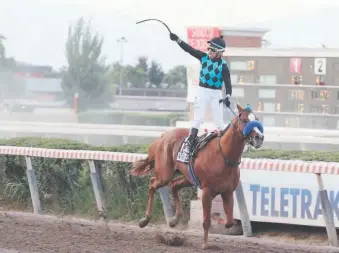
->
xmin=218 ymin=137 xmax=241 ymax=167
xmin=217 ymin=106 xmax=252 ymax=167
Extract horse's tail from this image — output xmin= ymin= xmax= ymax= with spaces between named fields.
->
xmin=130 ymin=131 xmax=169 ymax=177
xmin=130 ymin=141 xmax=158 ymax=177
xmin=130 ymin=153 xmax=155 ymax=177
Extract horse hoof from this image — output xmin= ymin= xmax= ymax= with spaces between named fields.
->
xmin=139 ymin=216 xmax=151 ymax=228
xmin=202 ymin=243 xmax=209 ymax=250
xmin=225 ymin=220 xmax=236 ymax=229
xmin=168 ymin=217 xmax=178 ymax=228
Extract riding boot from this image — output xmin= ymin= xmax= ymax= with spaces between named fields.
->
xmin=187 ymin=127 xmax=198 ymax=155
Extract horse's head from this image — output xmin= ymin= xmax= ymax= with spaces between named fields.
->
xmin=234 ymin=103 xmax=264 ymax=149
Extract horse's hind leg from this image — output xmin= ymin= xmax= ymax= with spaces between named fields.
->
xmin=221 ymin=191 xmax=236 ymax=228
xmin=168 ymin=176 xmax=192 ymax=228
xmin=139 ymin=138 xmax=176 ymax=228
xmin=139 ymin=176 xmax=165 ymax=228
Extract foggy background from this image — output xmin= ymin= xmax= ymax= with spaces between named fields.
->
xmin=1 ymin=0 xmax=339 ymax=151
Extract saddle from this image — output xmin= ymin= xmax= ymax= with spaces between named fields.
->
xmin=176 ymin=129 xmax=223 ymax=164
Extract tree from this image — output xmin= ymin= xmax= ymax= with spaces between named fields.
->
xmin=163 ymin=65 xmax=187 ymax=88
xmin=0 ymin=34 xmax=6 ymax=66
xmin=109 ymin=57 xmax=149 ymax=89
xmin=148 ymin=60 xmax=164 ymax=87
xmin=109 ymin=56 xmax=188 ymax=89
xmin=110 ymin=62 xmax=123 ymax=85
xmin=136 ymin=56 xmax=148 ymax=73
xmin=133 ymin=56 xmax=148 ymax=87
xmin=62 ymin=18 xmax=112 ymax=112
xmin=0 ymin=35 xmax=24 ymax=100
xmin=0 ymin=41 xmax=4 ymax=61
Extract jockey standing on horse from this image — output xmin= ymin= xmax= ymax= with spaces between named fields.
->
xmin=169 ymin=33 xmax=232 ymax=154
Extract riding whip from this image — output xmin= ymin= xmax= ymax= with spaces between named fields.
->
xmin=136 ymin=18 xmax=172 ymax=34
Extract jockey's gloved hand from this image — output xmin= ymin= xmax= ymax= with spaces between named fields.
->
xmin=169 ymin=33 xmax=179 ymax=41
xmin=220 ymin=94 xmax=231 ymax=107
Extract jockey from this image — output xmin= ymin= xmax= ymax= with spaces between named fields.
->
xmin=169 ymin=33 xmax=232 ymax=154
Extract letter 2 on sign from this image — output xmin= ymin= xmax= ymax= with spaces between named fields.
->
xmin=314 ymin=58 xmax=327 ymax=75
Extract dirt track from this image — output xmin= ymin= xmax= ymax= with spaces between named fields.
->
xmin=0 ymin=212 xmax=338 ymax=253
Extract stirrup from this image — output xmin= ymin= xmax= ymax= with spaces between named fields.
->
xmin=188 ymin=142 xmax=196 ymax=156
xmin=186 ymin=141 xmax=193 ymax=153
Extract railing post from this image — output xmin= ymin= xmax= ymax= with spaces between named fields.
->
xmin=235 ymin=180 xmax=252 ymax=237
xmin=316 ymin=173 xmax=338 ymax=247
xmin=25 ymin=157 xmax=42 ymax=214
xmin=88 ymin=160 xmax=106 ymax=218
xmin=157 ymin=186 xmax=174 ymax=225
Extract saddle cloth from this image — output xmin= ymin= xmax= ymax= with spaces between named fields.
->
xmin=176 ymin=130 xmax=220 ymax=164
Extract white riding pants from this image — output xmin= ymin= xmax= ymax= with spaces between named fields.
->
xmin=191 ymin=86 xmax=224 ymax=130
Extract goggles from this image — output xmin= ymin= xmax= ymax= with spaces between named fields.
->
xmin=207 ymin=47 xmax=224 ymax=53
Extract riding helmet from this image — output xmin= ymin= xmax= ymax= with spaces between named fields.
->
xmin=207 ymin=35 xmax=226 ymax=51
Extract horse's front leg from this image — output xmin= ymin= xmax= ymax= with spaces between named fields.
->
xmin=221 ymin=191 xmax=236 ymax=228
xmin=169 ymin=176 xmax=192 ymax=228
xmin=201 ymin=187 xmax=213 ymax=250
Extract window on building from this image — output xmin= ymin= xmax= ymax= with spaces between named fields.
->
xmin=232 ymin=88 xmax=244 ymax=98
xmin=297 ymin=104 xmax=304 ymax=113
xmin=288 ymin=90 xmax=305 ymax=101
xmin=291 ymin=75 xmax=302 ymax=85
xmin=258 ymin=89 xmax=276 ymax=99
xmin=276 ymin=103 xmax=281 ymax=112
xmin=321 ymin=104 xmax=329 ymax=114
xmin=311 ymin=105 xmax=329 ymax=114
xmin=315 ymin=75 xmax=325 ymax=86
xmin=247 ymin=61 xmax=255 ymax=71
xmin=311 ymin=89 xmax=329 ymax=100
xmin=263 ymin=102 xmax=275 ymax=113
xmin=311 ymin=105 xmax=321 ymax=113
xmin=238 ymin=73 xmax=255 ymax=84
xmin=285 ymin=117 xmax=300 ymax=128
xmin=263 ymin=116 xmax=275 ymax=126
xmin=239 ymin=76 xmax=244 ymax=84
xmin=229 ymin=61 xmax=248 ymax=71
xmin=230 ymin=74 xmax=238 ymax=84
xmin=259 ymin=75 xmax=277 ymax=85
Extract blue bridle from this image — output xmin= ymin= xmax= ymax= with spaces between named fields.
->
xmin=227 ymin=104 xmax=264 ymax=137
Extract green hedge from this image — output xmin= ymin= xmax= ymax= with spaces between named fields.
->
xmin=0 ymin=137 xmax=193 ymax=223
xmin=0 ymin=137 xmax=338 ymax=224
xmin=77 ymin=110 xmax=187 ymax=126
xmin=243 ymin=149 xmax=339 ymax=162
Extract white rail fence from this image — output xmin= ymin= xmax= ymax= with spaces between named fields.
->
xmin=0 ymin=146 xmax=338 ymax=247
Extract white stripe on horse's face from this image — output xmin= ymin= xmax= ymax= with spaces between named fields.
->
xmin=248 ymin=112 xmax=256 ymax=122
xmin=253 ymin=127 xmax=263 ymax=137
xmin=248 ymin=112 xmax=263 ymax=135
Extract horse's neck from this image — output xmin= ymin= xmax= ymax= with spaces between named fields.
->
xmin=219 ymin=123 xmax=245 ymax=162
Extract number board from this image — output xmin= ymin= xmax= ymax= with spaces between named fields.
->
xmin=314 ymin=58 xmax=327 ymax=75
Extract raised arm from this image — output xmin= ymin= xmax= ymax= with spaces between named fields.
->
xmin=169 ymin=33 xmax=205 ymax=60
xmin=222 ymin=63 xmax=232 ymax=97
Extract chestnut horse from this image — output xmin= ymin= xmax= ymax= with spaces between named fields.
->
xmin=130 ymin=103 xmax=264 ymax=249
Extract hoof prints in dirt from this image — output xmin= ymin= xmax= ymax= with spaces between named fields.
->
xmin=154 ymin=232 xmax=186 ymax=247
xmin=1 ymin=212 xmax=339 ymax=253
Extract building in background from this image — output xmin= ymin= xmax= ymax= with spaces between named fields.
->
xmin=0 ymin=63 xmax=65 ymax=112
xmin=13 ymin=63 xmax=63 ymax=102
